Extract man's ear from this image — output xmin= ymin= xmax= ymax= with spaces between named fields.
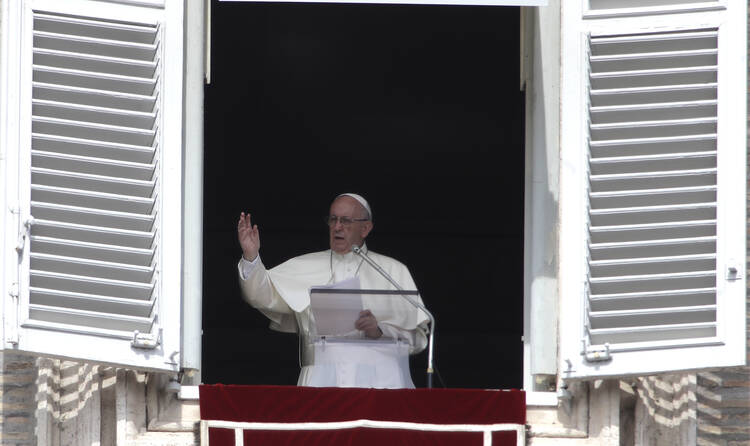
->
xmin=361 ymin=221 xmax=373 ymax=239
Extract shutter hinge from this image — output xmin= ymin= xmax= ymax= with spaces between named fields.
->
xmin=15 ymin=217 xmax=35 ymax=255
xmin=583 ymin=341 xmax=611 ymax=363
xmin=131 ymin=329 xmax=161 ymax=349
xmin=166 ymin=350 xmax=179 ymax=366
xmin=8 ymin=282 xmax=18 ymax=298
xmin=7 ymin=282 xmax=19 ymax=346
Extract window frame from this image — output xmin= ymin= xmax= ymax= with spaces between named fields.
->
xmin=521 ymin=3 xmax=562 ymax=405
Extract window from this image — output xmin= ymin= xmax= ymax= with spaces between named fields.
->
xmin=202 ymin=3 xmax=525 ymax=389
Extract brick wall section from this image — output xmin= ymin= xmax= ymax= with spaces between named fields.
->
xmin=0 ymin=353 xmax=37 ymax=445
xmin=694 ymin=5 xmax=750 ymax=445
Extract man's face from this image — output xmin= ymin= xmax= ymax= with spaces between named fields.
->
xmin=328 ymin=196 xmax=373 ymax=254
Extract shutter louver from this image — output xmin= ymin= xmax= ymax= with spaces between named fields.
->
xmin=584 ymin=29 xmax=720 ymax=350
xmin=26 ymin=12 xmax=161 ymax=339
xmin=587 ymin=1 xmax=719 ymax=13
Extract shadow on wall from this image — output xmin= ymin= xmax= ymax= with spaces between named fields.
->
xmin=620 ymin=374 xmax=697 ymax=445
xmin=34 ymin=358 xmax=153 ymax=444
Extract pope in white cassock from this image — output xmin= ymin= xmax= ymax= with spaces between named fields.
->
xmin=237 ymin=193 xmax=429 ymax=388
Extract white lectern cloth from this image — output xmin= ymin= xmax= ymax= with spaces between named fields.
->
xmin=301 ymin=339 xmax=414 ymax=388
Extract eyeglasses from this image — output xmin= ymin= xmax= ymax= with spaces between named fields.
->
xmin=325 ymin=215 xmax=370 ymax=227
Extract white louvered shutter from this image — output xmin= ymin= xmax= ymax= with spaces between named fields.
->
xmin=586 ymin=29 xmax=722 ymax=347
xmin=559 ymin=2 xmax=746 ymax=379
xmin=2 ymin=0 xmax=184 ymax=371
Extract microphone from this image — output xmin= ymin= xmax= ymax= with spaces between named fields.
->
xmin=352 ymin=245 xmax=437 ymax=388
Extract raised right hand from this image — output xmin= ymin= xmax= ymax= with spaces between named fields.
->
xmin=237 ymin=212 xmax=260 ymax=262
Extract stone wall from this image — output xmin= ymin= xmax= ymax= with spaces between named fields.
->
xmin=0 ymin=355 xmax=198 ymax=445
xmin=0 ymin=354 xmax=36 ymax=445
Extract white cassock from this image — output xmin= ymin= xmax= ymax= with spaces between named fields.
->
xmin=238 ymin=244 xmax=429 ymax=388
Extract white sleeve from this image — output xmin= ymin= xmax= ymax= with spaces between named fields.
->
xmin=238 ymin=255 xmax=259 ymax=280
xmin=237 ymin=256 xmax=292 ymax=314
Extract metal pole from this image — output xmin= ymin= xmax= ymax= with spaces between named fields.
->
xmin=352 ymin=246 xmax=436 ymax=388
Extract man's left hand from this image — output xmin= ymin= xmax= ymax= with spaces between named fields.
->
xmin=355 ymin=310 xmax=382 ymax=339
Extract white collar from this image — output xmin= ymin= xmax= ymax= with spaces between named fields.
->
xmin=331 ymin=243 xmax=367 ymax=262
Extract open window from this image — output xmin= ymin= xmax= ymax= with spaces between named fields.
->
xmin=1 ymin=0 xmax=186 ymax=372
xmin=201 ymin=2 xmax=527 ymax=390
xmin=559 ymin=0 xmax=746 ymax=379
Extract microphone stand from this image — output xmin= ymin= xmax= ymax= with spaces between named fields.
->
xmin=352 ymin=245 xmax=436 ymax=388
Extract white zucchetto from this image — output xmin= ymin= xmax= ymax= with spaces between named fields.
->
xmin=336 ymin=193 xmax=372 ymax=220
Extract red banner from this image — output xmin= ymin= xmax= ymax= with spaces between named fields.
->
xmin=200 ymin=385 xmax=525 ymax=446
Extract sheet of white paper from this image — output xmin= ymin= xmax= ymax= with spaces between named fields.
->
xmin=309 ymin=277 xmax=363 ymax=337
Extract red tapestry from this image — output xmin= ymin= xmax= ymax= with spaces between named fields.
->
xmin=199 ymin=385 xmax=525 ymax=446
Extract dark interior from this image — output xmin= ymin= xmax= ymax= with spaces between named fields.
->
xmin=202 ymin=1 xmax=524 ymax=389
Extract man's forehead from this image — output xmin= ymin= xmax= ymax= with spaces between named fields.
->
xmin=330 ymin=196 xmax=362 ymax=213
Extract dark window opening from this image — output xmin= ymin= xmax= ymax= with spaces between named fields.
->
xmin=202 ymin=1 xmax=524 ymax=389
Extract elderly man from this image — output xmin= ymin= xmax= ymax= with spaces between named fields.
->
xmin=237 ymin=193 xmax=428 ymax=388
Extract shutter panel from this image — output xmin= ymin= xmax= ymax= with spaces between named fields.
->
xmin=585 ymin=29 xmax=720 ymax=348
xmin=2 ymin=0 xmax=184 ymax=372
xmin=559 ymin=2 xmax=746 ymax=379
xmin=28 ymin=12 xmax=160 ymax=337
